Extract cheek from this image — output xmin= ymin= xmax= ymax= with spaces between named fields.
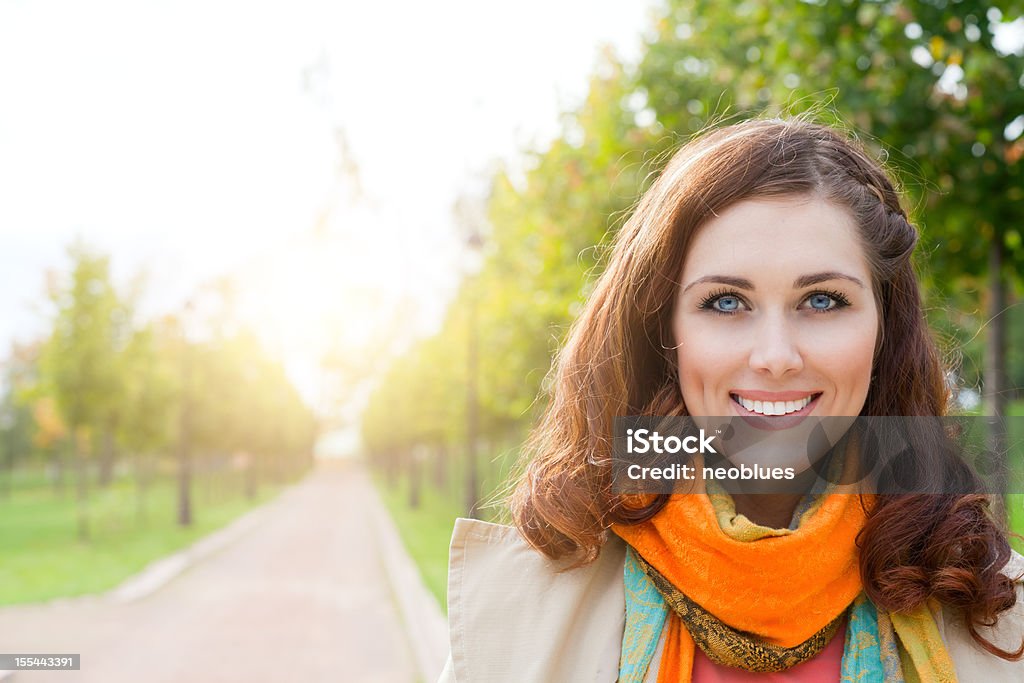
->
xmin=674 ymin=324 xmax=740 ymax=400
xmin=807 ymin=315 xmax=877 ymax=397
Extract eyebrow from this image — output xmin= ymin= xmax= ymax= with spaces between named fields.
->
xmin=794 ymin=271 xmax=866 ymax=289
xmin=682 ymin=271 xmax=866 ymax=294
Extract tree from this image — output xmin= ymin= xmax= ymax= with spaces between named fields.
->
xmin=0 ymin=342 xmax=40 ymax=499
xmin=39 ymin=243 xmax=126 ymax=540
xmin=118 ymin=323 xmax=178 ymax=523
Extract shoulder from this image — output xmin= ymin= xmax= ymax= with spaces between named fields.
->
xmin=1005 ymin=548 xmax=1024 ymax=579
xmin=443 ymin=518 xmax=625 ymax=682
xmin=446 ymin=517 xmax=627 ymax=597
xmin=446 ymin=517 xmax=627 ymax=619
xmin=941 ymin=549 xmax=1024 ymax=681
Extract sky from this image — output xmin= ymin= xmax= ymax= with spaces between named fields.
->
xmin=0 ymin=0 xmax=658 ymax=408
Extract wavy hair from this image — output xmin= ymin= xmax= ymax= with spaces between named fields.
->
xmin=508 ymin=118 xmax=1022 ymax=659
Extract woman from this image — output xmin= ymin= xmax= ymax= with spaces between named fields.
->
xmin=438 ymin=119 xmax=1024 ymax=682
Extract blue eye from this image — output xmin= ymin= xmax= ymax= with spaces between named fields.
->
xmin=803 ymin=290 xmax=851 ymax=312
xmin=715 ymin=296 xmax=741 ymax=312
xmin=698 ymin=291 xmax=747 ymax=314
xmin=808 ymin=293 xmax=835 ymax=310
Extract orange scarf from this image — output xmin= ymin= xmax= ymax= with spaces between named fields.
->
xmin=612 ymin=472 xmax=870 ymax=681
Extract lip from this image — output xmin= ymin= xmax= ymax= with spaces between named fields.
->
xmin=730 ymin=392 xmax=822 ymax=430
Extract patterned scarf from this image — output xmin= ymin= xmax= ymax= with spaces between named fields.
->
xmin=611 ymin=455 xmax=957 ymax=682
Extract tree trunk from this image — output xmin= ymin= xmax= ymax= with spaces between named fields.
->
xmin=409 ymin=450 xmax=421 ymax=509
xmin=51 ymin=440 xmax=67 ymax=498
xmin=178 ymin=352 xmax=193 ymax=527
xmin=98 ymin=426 xmax=117 ymax=487
xmin=0 ymin=428 xmax=14 ymax=500
xmin=244 ymin=454 xmax=258 ymax=500
xmin=434 ymin=443 xmax=448 ymax=491
xmin=72 ymin=429 xmax=90 ymax=541
xmin=384 ymin=450 xmax=398 ymax=488
xmin=134 ymin=451 xmax=148 ymax=525
xmin=983 ymin=237 xmax=1008 ymax=517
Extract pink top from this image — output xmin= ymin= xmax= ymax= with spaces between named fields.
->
xmin=690 ymin=620 xmax=847 ymax=682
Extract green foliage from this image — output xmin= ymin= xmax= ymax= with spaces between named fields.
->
xmin=40 ymin=243 xmax=127 ymax=434
xmin=0 ymin=343 xmax=40 ymax=476
xmin=640 ymin=0 xmax=1024 ymax=283
xmin=117 ymin=324 xmax=177 ymax=456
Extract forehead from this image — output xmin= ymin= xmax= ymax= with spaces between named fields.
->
xmin=680 ymin=196 xmax=871 ymax=283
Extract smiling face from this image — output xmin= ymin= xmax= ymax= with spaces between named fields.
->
xmin=672 ymin=195 xmax=879 ymax=420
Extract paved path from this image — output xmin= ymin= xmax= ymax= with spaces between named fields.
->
xmin=0 ymin=460 xmax=444 ymax=682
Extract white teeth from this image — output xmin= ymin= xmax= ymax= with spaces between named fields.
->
xmin=732 ymin=394 xmax=815 ymax=416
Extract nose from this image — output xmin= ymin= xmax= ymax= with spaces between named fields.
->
xmin=747 ymin=312 xmax=804 ymax=377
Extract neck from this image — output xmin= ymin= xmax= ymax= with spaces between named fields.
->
xmin=722 ymin=458 xmax=828 ymax=529
xmin=731 ymin=493 xmax=805 ymax=529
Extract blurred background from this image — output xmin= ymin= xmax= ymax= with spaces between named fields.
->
xmin=1 ymin=1 xmax=1023 ymax=681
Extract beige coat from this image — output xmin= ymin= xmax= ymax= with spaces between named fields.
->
xmin=438 ymin=518 xmax=1024 ymax=682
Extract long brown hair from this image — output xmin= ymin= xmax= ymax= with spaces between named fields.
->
xmin=509 ymin=118 xmax=1022 ymax=659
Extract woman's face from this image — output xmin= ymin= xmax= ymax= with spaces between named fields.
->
xmin=672 ymin=195 xmax=879 ymax=420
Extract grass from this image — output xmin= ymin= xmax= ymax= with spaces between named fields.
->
xmin=0 ymin=466 xmax=288 ymax=606
xmin=371 ymin=445 xmax=521 ymax=611
xmin=373 ymin=471 xmax=465 ymax=612
xmin=1007 ymin=496 xmax=1024 ymax=554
